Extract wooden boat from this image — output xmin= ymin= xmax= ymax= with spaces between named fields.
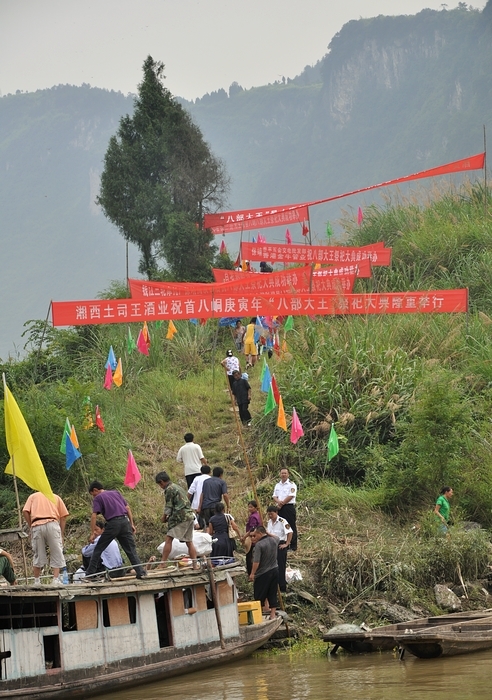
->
xmin=324 ymin=609 xmax=492 ymax=654
xmin=395 ymin=615 xmax=492 ymax=658
xmin=0 ymin=562 xmax=281 ymax=699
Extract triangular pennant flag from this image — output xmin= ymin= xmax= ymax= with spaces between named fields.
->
xmin=166 ymin=320 xmax=177 ymax=340
xmin=326 ymin=221 xmax=333 ymax=238
xmin=137 ymin=330 xmax=149 ymax=355
xmin=281 ymin=339 xmax=288 ymax=354
xmin=261 ymin=365 xmax=272 ymax=393
xmin=60 ymin=417 xmax=71 ymax=455
xmin=328 ymin=424 xmax=340 ymax=461
xmin=95 ymin=405 xmax=105 ymax=433
xmin=264 ymin=383 xmax=277 ymax=415
xmin=104 ymin=364 xmax=113 ymax=389
xmin=65 ymin=434 xmax=82 ymax=470
xmin=219 ymin=240 xmax=227 ymax=254
xmin=273 ymin=333 xmax=280 ymax=357
xmin=142 ymin=321 xmax=151 ymax=347
xmin=3 ymin=383 xmax=55 ymax=501
xmin=290 ymin=407 xmax=304 ymax=444
xmin=233 ymin=253 xmax=241 ymax=268
xmin=70 ymin=424 xmax=79 ymax=449
xmin=302 ymin=223 xmax=309 ymax=237
xmin=271 ymin=375 xmax=280 ymax=404
xmin=277 ymin=395 xmax=287 ymax=431
xmin=285 ymin=228 xmax=292 ymax=244
xmin=252 ymin=236 xmax=256 ymax=243
xmin=127 ymin=328 xmax=136 ymax=354
xmin=155 ymin=320 xmax=163 ymax=329
xmin=257 ymin=234 xmax=266 ymax=243
xmin=260 ymin=356 xmax=267 ymax=381
xmin=113 ymin=358 xmax=123 ymax=387
xmin=357 ymin=206 xmax=363 ymax=226
xmin=284 ymin=315 xmax=294 ymax=332
xmin=82 ymin=397 xmax=94 ymax=430
xmin=105 ymin=345 xmax=117 ymax=370
xmin=124 ymin=450 xmax=142 ymax=489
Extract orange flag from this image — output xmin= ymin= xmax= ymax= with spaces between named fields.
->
xmin=277 ymin=395 xmax=287 ymax=431
xmin=142 ymin=321 xmax=151 ymax=348
xmin=166 ymin=320 xmax=177 ymax=340
xmin=113 ymin=358 xmax=123 ymax=387
xmin=70 ymin=424 xmax=79 ymax=449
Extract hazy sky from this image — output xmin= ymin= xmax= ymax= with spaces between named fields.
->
xmin=1 ymin=1 xmax=486 ymax=100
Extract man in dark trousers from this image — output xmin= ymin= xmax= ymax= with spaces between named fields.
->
xmin=273 ymin=468 xmax=298 ymax=551
xmin=85 ymin=481 xmax=146 ymax=580
xmin=249 ymin=526 xmax=279 ymax=619
xmin=198 ymin=466 xmax=230 ymax=526
xmin=231 ymin=370 xmax=252 ymax=426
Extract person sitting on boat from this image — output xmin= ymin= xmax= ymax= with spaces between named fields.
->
xmin=0 ymin=548 xmax=17 ymax=585
xmin=81 ymin=520 xmax=125 ymax=578
xmin=207 ymin=502 xmax=240 ymax=558
xmin=85 ymin=481 xmax=147 ymax=580
xmin=434 ymin=486 xmax=453 ymax=534
xmin=155 ymin=471 xmax=199 ymax=569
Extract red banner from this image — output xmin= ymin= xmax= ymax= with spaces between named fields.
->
xmin=241 ymin=242 xmax=392 ymax=266
xmin=213 ymin=258 xmax=372 ymax=282
xmin=206 ymin=205 xmax=309 ymax=234
xmin=52 ymin=289 xmax=467 ymax=326
xmin=129 ymin=268 xmax=356 ymax=297
xmin=205 ymin=153 xmax=485 ymax=234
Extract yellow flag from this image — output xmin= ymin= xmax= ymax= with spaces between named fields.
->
xmin=277 ymin=395 xmax=287 ymax=431
xmin=3 ymin=384 xmax=55 ymax=501
xmin=113 ymin=358 xmax=123 ymax=387
xmin=166 ymin=320 xmax=177 ymax=340
xmin=70 ymin=424 xmax=79 ymax=448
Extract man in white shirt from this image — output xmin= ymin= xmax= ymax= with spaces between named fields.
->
xmin=187 ymin=465 xmax=211 ymax=528
xmin=82 ymin=520 xmax=124 ymax=577
xmin=266 ymin=505 xmax=292 ymax=593
xmin=177 ymin=433 xmax=207 ymax=488
xmin=273 ymin=468 xmax=298 ymax=551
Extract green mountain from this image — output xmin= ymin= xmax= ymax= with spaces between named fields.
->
xmin=1 ymin=4 xmax=491 ymax=358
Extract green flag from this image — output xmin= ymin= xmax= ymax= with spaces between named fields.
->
xmin=327 ymin=424 xmax=339 ymax=461
xmin=155 ymin=320 xmax=163 ymax=329
xmin=264 ymin=384 xmax=277 ymax=415
xmin=326 ymin=222 xmax=333 ymax=239
xmin=60 ymin=417 xmax=71 ymax=455
xmin=127 ymin=327 xmax=137 ymax=354
xmin=284 ymin=315 xmax=294 ymax=331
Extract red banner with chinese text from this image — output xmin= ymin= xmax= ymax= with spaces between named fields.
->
xmin=52 ymin=289 xmax=467 ymax=326
xmin=205 ymin=153 xmax=485 ymax=234
xmin=212 ymin=258 xmax=372 ymax=282
xmin=241 ymin=241 xmax=392 ymax=266
xmin=130 ymin=267 xmax=356 ymax=298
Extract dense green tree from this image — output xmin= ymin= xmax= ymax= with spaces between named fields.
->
xmin=97 ymin=56 xmax=230 ymax=279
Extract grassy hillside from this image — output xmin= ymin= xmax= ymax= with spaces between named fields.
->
xmin=2 ymin=183 xmax=492 ymax=619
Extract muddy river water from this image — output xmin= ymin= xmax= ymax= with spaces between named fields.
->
xmin=93 ymin=646 xmax=492 ymax=699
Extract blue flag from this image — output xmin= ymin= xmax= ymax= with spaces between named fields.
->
xmin=105 ymin=345 xmax=117 ymax=370
xmin=261 ymin=365 xmax=272 ymax=393
xmin=66 ymin=436 xmax=82 ymax=470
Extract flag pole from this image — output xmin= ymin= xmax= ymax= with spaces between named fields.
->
xmin=484 ymin=124 xmax=488 ymax=221
xmin=2 ymin=374 xmax=29 ymax=581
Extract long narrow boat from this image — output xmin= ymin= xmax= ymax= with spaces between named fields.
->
xmin=0 ymin=563 xmax=281 ymax=699
xmin=324 ymin=609 xmax=492 ymax=654
xmin=395 ymin=615 xmax=492 ymax=658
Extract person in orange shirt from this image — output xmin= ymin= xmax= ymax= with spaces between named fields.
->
xmin=22 ymin=491 xmax=69 ymax=587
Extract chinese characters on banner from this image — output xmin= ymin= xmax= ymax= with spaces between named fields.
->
xmin=212 ymin=258 xmax=373 ymax=281
xmin=241 ymin=241 xmax=392 ymax=266
xmin=129 ymin=269 xmax=357 ymax=298
xmin=52 ymin=289 xmax=468 ymax=327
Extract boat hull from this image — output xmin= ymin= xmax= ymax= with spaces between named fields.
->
xmin=0 ymin=617 xmax=281 ymax=699
xmin=396 ymin=617 xmax=492 ymax=658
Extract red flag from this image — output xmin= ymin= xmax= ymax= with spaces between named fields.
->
xmin=285 ymin=228 xmax=292 ymax=244
xmin=357 ymin=207 xmax=363 ymax=226
xmin=103 ymin=364 xmax=112 ymax=390
xmin=233 ymin=253 xmax=241 ymax=268
xmin=271 ymin=375 xmax=280 ymax=404
xmin=124 ymin=450 xmax=141 ymax=489
xmin=95 ymin=405 xmax=105 ymax=433
xmin=219 ymin=240 xmax=226 ymax=254
xmin=137 ymin=330 xmax=149 ymax=355
xmin=257 ymin=233 xmax=266 ymax=243
xmin=302 ymin=224 xmax=309 ymax=237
